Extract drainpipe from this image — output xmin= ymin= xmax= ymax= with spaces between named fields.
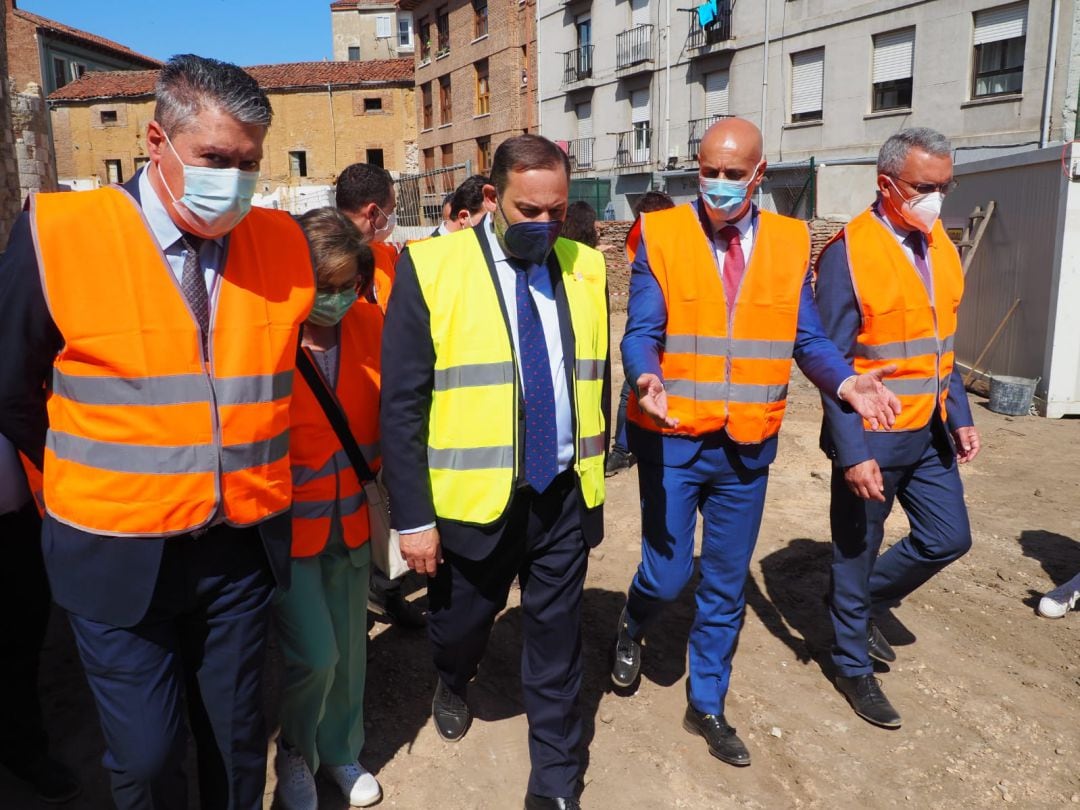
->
xmin=1040 ymin=0 xmax=1060 ymax=147
xmin=760 ymin=0 xmax=771 ymax=155
xmin=536 ymin=0 xmax=543 ymax=135
xmin=664 ymin=0 xmax=672 ymax=167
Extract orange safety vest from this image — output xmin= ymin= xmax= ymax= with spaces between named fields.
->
xmin=627 ymin=204 xmax=808 ymax=443
xmin=833 ymin=208 xmax=963 ymax=432
xmin=625 ymin=217 xmax=643 ymax=265
xmin=32 ymin=186 xmax=314 ymax=537
xmin=370 ymin=241 xmax=398 ymax=314
xmin=289 ymin=302 xmax=382 ymax=557
xmin=17 ymin=451 xmax=44 ymax=518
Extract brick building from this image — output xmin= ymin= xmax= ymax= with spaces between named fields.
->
xmin=399 ymin=0 xmax=537 ymax=185
xmin=47 ymin=59 xmax=417 ymax=209
xmin=331 ymin=0 xmax=416 ymax=61
xmin=0 ymin=7 xmax=21 ymax=246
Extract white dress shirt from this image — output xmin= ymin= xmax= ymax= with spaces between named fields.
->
xmin=707 ymin=204 xmax=756 ymax=275
xmin=872 ymin=199 xmax=934 ymax=301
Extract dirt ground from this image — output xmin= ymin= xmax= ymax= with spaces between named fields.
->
xmin=4 ymin=309 xmax=1079 ymax=810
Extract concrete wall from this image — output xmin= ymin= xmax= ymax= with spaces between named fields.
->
xmin=815 ymin=163 xmax=877 ymax=219
xmin=331 ymin=5 xmax=413 ymax=61
xmin=51 ymin=84 xmax=417 ymax=190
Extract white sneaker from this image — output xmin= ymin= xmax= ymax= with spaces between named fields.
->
xmin=325 ymin=761 xmax=382 ymax=807
xmin=1038 ymin=572 xmax=1080 ymax=618
xmin=275 ymin=740 xmax=317 ymax=810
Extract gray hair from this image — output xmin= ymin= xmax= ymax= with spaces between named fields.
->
xmin=877 ymin=128 xmax=951 ymax=176
xmin=154 ymin=54 xmax=272 ymax=135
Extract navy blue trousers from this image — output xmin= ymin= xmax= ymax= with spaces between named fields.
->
xmin=829 ymin=444 xmax=972 ymax=677
xmin=612 ymin=379 xmax=631 ymax=454
xmin=68 ymin=525 xmax=274 ymax=810
xmin=427 ymin=471 xmax=589 ymax=798
xmin=625 ymin=447 xmax=769 ymax=717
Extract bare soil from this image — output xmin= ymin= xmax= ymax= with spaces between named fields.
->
xmin=4 ymin=310 xmax=1079 ymax=810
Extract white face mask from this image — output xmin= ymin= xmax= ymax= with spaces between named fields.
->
xmin=160 ymin=130 xmax=259 ymax=238
xmin=888 ymin=178 xmax=943 ymax=235
xmin=373 ymin=205 xmax=396 ymax=242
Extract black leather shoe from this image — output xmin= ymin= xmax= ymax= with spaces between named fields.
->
xmin=867 ymin=621 xmax=896 ymax=664
xmin=432 ymin=679 xmax=471 ymax=741
xmin=524 ymin=793 xmax=581 ymax=810
xmin=682 ymin=705 xmax=751 ymax=766
xmin=835 ymin=674 xmax=902 ymax=729
xmin=610 ymin=608 xmax=641 ymax=688
xmin=604 ymin=448 xmax=636 ymax=477
xmin=5 ymin=755 xmax=82 ymax=804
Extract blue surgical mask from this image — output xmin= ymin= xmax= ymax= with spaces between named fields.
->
xmin=308 ymin=288 xmax=358 ymax=326
xmin=699 ymin=162 xmax=762 ymax=220
xmin=161 ymin=130 xmax=259 ymax=238
xmin=496 ymin=203 xmax=563 ymax=266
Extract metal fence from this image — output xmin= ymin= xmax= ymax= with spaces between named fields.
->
xmin=761 ymin=158 xmax=816 ymax=220
xmin=393 ymin=161 xmax=473 ymax=241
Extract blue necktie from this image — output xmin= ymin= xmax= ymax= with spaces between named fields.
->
xmin=514 ymin=261 xmax=559 ymax=493
xmin=905 ymin=231 xmax=933 ymax=296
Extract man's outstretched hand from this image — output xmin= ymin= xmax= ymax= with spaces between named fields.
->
xmin=636 ymin=373 xmax=679 ymax=429
xmin=839 ymin=364 xmax=902 ymax=431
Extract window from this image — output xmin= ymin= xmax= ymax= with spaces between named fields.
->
xmin=397 ymin=16 xmax=413 ymax=49
xmin=289 ymin=150 xmax=308 ymax=178
xmin=105 ymin=159 xmax=123 ymax=184
xmin=630 ymin=0 xmax=649 ymax=28
xmin=439 ymin=75 xmax=452 ymax=124
xmin=477 ymin=137 xmax=491 ymax=172
xmin=475 ymin=60 xmax=490 ymax=115
xmin=348 ymin=45 xmax=361 ymax=61
xmin=364 ymin=97 xmax=383 ymax=112
xmin=576 ymin=15 xmax=591 ymax=48
xmin=474 ymin=0 xmax=488 ymax=39
xmin=704 ymin=70 xmax=729 ymax=117
xmin=631 ymin=88 xmax=651 ymax=163
xmin=419 ymin=17 xmax=431 ymax=61
xmin=972 ymin=2 xmax=1027 ymax=98
xmin=99 ymin=109 xmax=118 ymax=125
xmin=436 ymin=6 xmax=450 ymax=55
xmin=376 ymin=14 xmax=392 ymax=39
xmin=441 ymin=144 xmax=455 ymax=192
xmin=133 ymin=157 xmax=150 ymax=171
xmin=71 ymin=63 xmax=86 ymax=81
xmin=791 ymin=48 xmax=824 ymax=122
xmin=423 ymin=147 xmax=436 ymax=193
xmin=422 ymin=82 xmax=434 ymax=129
xmin=575 ymin=102 xmax=594 ymax=169
xmin=872 ymin=28 xmax=914 ymax=111
xmin=366 ymin=149 xmax=384 ymax=168
xmin=52 ymin=57 xmax=68 ymax=89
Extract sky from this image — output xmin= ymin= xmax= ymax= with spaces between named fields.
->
xmin=18 ymin=0 xmax=335 ymax=66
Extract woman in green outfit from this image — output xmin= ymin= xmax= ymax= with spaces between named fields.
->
xmin=274 ymin=207 xmax=384 ymax=809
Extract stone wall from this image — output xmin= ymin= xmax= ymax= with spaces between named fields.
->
xmin=0 ymin=10 xmax=22 ymax=246
xmin=810 ymin=217 xmax=846 ymax=264
xmin=10 ymin=82 xmax=57 ymax=199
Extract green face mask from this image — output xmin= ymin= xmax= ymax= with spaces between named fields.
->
xmin=308 ymin=288 xmax=358 ymax=326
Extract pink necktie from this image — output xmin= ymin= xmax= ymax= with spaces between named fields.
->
xmin=721 ymin=225 xmax=745 ymax=307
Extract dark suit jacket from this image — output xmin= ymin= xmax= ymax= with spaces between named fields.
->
xmin=621 ymin=200 xmax=853 ymax=471
xmin=0 ymin=176 xmax=292 ymax=627
xmin=379 ymin=220 xmax=610 ymax=562
xmin=815 ymin=231 xmax=975 ymax=469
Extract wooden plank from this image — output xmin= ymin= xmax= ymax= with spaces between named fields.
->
xmin=964 ymin=297 xmax=1021 ymax=388
xmin=962 ymin=200 xmax=995 ymax=276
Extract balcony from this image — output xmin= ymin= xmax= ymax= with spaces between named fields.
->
xmin=615 ymin=128 xmax=652 ymax=170
xmin=688 ymin=2 xmax=733 ymax=52
xmin=616 ymin=25 xmax=653 ymax=75
xmin=687 ymin=115 xmax=728 ymax=159
xmin=566 ymin=138 xmax=595 ymax=173
xmin=563 ymin=45 xmax=594 ymax=86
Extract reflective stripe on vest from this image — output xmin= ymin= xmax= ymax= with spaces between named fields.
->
xmin=627 ymin=204 xmax=807 ymax=443
xmin=289 ymin=302 xmax=383 ymax=558
xmin=409 ymin=228 xmax=608 ymax=526
xmin=33 ymin=187 xmax=314 ymax=537
xmin=837 ymin=209 xmax=964 ymax=432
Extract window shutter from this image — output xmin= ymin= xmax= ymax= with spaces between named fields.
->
xmin=974 ymin=3 xmax=1027 ymax=45
xmin=576 ymin=102 xmax=593 ymax=138
xmin=704 ymin=70 xmax=729 ymax=117
xmin=631 ymin=0 xmax=649 ymax=28
xmin=376 ymin=15 xmax=392 ymax=38
xmin=873 ymin=29 xmax=914 ymax=83
xmin=791 ymin=49 xmax=824 ymax=115
xmin=631 ymin=89 xmax=650 ymax=123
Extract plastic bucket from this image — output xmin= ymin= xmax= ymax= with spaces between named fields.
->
xmin=988 ymin=375 xmax=1037 ymax=416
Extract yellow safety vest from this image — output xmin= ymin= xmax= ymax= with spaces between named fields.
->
xmin=409 ymin=228 xmax=608 ymax=526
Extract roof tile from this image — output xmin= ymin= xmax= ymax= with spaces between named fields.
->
xmin=12 ymin=8 xmax=162 ymax=67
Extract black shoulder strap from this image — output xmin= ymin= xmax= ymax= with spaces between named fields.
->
xmin=295 ymin=345 xmax=377 ymax=484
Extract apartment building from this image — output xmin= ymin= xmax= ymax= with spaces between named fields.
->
xmin=331 ymin=0 xmax=416 ymax=61
xmin=538 ymin=0 xmax=1079 ymax=218
xmin=399 ymin=0 xmax=537 ymax=214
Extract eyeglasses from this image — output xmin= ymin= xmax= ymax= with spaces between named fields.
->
xmin=892 ymin=176 xmax=958 ymax=195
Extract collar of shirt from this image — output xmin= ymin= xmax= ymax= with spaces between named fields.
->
xmin=137 ymin=167 xmax=225 ymax=252
xmin=436 ymin=221 xmax=453 ymax=237
xmin=872 ymin=195 xmax=919 ymax=245
xmin=693 ymin=197 xmax=756 ymax=263
xmin=483 ymin=213 xmax=509 ymax=265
